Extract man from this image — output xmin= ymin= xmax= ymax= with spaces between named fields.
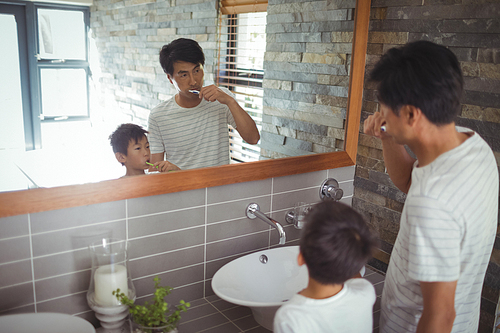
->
xmin=364 ymin=41 xmax=498 ymax=332
xmin=148 ymin=38 xmax=260 ymax=170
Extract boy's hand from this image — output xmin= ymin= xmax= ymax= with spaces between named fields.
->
xmin=198 ymin=85 xmax=233 ymax=105
xmin=149 ymin=161 xmax=181 ymax=173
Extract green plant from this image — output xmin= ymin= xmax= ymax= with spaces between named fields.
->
xmin=113 ymin=276 xmax=190 ymax=332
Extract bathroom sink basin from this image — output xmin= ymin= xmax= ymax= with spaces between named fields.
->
xmin=212 ymin=246 xmax=307 ymax=330
xmin=0 ymin=312 xmax=95 ymax=333
xmin=212 ymin=245 xmax=366 ymax=330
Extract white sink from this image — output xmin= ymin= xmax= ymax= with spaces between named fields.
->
xmin=211 ymin=246 xmax=307 ymax=330
xmin=0 ymin=312 xmax=95 ymax=333
xmin=211 ymin=245 xmax=366 ymax=330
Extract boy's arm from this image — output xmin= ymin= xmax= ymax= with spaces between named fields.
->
xmin=417 ymin=281 xmax=457 ymax=333
xmin=199 ymin=85 xmax=260 ymax=144
xmin=364 ymin=112 xmax=415 ymax=193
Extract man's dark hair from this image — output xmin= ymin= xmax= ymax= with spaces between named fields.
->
xmin=370 ymin=40 xmax=464 ymax=125
xmin=300 ymin=201 xmax=377 ymax=285
xmin=109 ymin=123 xmax=148 ymax=155
xmin=159 ymin=38 xmax=205 ymax=76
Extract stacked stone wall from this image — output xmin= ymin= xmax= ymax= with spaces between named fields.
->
xmin=90 ymin=0 xmax=218 ymax=127
xmin=354 ymin=1 xmax=500 ymax=331
xmin=261 ymin=0 xmax=356 ymax=158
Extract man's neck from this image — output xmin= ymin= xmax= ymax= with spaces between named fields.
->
xmin=299 ymin=278 xmax=344 ymax=300
xmin=408 ymin=122 xmax=471 ymax=167
xmin=175 ymin=92 xmax=202 ymax=108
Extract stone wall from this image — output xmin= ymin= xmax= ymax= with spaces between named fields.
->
xmin=353 ymin=1 xmax=500 ymax=331
xmin=89 ymin=0 xmax=219 ymax=127
xmin=261 ymin=0 xmax=356 ymax=159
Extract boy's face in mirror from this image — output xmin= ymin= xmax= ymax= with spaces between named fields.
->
xmin=118 ymin=135 xmax=151 ymax=172
xmin=167 ymin=61 xmax=204 ymax=96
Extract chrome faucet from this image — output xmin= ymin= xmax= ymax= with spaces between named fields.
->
xmin=246 ymin=203 xmax=286 ymax=245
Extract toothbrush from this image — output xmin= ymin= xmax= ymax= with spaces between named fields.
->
xmin=189 ymin=89 xmax=200 ymax=94
xmin=146 ymin=161 xmax=159 ymax=169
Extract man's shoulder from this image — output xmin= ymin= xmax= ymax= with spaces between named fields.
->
xmin=150 ymin=96 xmax=176 ymax=114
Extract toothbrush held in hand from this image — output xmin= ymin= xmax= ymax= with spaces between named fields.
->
xmin=146 ymin=162 xmax=159 ymax=169
xmin=188 ymin=90 xmax=200 ymax=94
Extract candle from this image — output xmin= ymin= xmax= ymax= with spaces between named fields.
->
xmin=94 ymin=264 xmax=128 ymax=307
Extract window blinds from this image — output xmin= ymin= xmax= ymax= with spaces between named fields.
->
xmin=217 ymin=5 xmax=267 ymax=163
xmin=220 ymin=0 xmax=267 ymax=15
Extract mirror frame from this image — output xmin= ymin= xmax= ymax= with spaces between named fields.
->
xmin=0 ymin=0 xmax=371 ymax=218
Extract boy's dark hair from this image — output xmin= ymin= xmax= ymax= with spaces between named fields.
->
xmin=370 ymin=40 xmax=464 ymax=125
xmin=109 ymin=123 xmax=148 ymax=155
xmin=159 ymin=38 xmax=205 ymax=76
xmin=300 ymin=201 xmax=377 ymax=285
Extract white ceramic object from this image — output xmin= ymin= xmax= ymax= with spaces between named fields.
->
xmin=212 ymin=246 xmax=307 ymax=330
xmin=211 ymin=245 xmax=366 ymax=331
xmin=0 ymin=312 xmax=95 ymax=333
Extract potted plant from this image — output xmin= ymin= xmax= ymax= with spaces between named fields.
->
xmin=113 ymin=276 xmax=190 ymax=333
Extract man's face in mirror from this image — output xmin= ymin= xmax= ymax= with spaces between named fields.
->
xmin=167 ymin=61 xmax=204 ymax=96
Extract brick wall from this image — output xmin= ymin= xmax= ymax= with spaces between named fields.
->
xmin=261 ymin=0 xmax=355 ymax=159
xmin=353 ymin=1 xmax=500 ymax=331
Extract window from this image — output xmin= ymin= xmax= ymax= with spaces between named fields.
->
xmin=0 ymin=2 xmax=90 ymax=151
xmin=217 ymin=2 xmax=267 ymax=163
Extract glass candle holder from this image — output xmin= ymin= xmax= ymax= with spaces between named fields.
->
xmin=87 ymin=238 xmax=135 ymax=331
xmin=293 ymin=202 xmax=311 ymax=229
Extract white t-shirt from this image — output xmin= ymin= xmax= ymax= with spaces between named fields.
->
xmin=147 ymin=87 xmax=237 ymax=170
xmin=274 ymin=278 xmax=376 ymax=333
xmin=380 ymin=128 xmax=499 ymax=332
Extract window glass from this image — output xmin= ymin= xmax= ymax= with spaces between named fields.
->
xmin=218 ymin=12 xmax=266 ymax=163
xmin=0 ymin=14 xmax=25 ymax=150
xmin=40 ymin=68 xmax=88 ymax=117
xmin=37 ymin=8 xmax=86 ymax=60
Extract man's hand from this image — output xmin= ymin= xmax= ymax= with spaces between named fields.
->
xmin=198 ymin=85 xmax=233 ymax=105
xmin=363 ymin=111 xmax=387 ymax=138
xmin=363 ymin=111 xmax=415 ymax=193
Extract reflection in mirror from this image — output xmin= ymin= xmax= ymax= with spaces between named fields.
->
xmin=0 ymin=0 xmax=356 ymax=192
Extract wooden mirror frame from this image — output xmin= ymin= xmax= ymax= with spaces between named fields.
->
xmin=0 ymin=0 xmax=370 ymax=218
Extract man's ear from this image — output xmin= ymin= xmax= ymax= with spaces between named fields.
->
xmin=167 ymin=73 xmax=173 ymax=85
xmin=297 ymin=252 xmax=305 ymax=266
xmin=401 ymin=105 xmax=422 ymax=127
xmin=115 ymin=152 xmax=127 ymax=166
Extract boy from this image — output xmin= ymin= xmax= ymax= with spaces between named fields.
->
xmin=364 ymin=41 xmax=498 ymax=332
xmin=274 ymin=201 xmax=377 ymax=333
xmin=148 ymin=38 xmax=260 ymax=170
xmin=109 ymin=123 xmax=179 ymax=177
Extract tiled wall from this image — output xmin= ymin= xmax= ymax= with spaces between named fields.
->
xmin=0 ymin=166 xmax=354 ymax=327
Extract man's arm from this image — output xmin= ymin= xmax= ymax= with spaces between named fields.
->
xmin=199 ymin=85 xmax=260 ymax=144
xmin=364 ymin=112 xmax=415 ymax=193
xmin=226 ymin=98 xmax=260 ymax=144
xmin=150 ymin=152 xmax=164 ymax=163
xmin=417 ymin=281 xmax=457 ymax=333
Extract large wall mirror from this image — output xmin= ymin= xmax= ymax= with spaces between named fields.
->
xmin=0 ymin=0 xmax=370 ymax=217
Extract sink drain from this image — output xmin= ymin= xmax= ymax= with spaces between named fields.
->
xmin=259 ymin=254 xmax=268 ymax=264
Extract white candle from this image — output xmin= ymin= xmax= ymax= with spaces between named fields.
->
xmin=94 ymin=264 xmax=129 ymax=307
